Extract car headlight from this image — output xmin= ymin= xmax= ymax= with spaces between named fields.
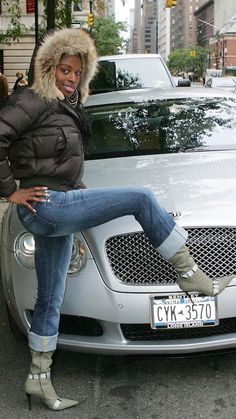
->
xmin=15 ymin=232 xmax=35 ymax=269
xmin=68 ymin=235 xmax=87 ymax=275
xmin=15 ymin=232 xmax=87 ymax=274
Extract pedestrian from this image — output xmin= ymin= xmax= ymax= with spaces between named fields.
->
xmin=0 ymin=73 xmax=9 ymax=109
xmin=0 ymin=28 xmax=234 ymax=411
xmin=12 ymin=71 xmax=28 ymax=91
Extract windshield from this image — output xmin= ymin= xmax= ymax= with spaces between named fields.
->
xmin=85 ymin=96 xmax=236 ymax=159
xmin=90 ymin=57 xmax=173 ymax=93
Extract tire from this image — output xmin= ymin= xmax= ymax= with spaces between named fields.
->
xmin=5 ymin=300 xmax=26 ymax=341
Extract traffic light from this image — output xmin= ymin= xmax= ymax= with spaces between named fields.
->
xmin=165 ymin=0 xmax=177 ymax=7
xmin=87 ymin=13 xmax=94 ymax=28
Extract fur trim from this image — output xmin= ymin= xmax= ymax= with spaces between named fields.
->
xmin=31 ymin=28 xmax=98 ymax=102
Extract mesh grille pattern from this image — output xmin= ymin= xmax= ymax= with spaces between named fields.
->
xmin=28 ymin=311 xmax=103 ymax=336
xmin=59 ymin=315 xmax=103 ymax=336
xmin=105 ymin=227 xmax=236 ymax=285
xmin=121 ymin=318 xmax=236 ymax=341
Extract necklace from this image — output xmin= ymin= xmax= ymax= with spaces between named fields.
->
xmin=65 ymin=89 xmax=79 ymax=108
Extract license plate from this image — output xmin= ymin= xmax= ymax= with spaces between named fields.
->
xmin=150 ymin=294 xmax=218 ymax=329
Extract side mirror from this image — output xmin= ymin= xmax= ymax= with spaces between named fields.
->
xmin=177 ymin=79 xmax=191 ymax=87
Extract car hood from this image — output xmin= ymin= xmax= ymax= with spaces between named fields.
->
xmin=84 ymin=150 xmax=236 ymax=227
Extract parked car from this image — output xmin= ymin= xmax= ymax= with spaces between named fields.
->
xmin=2 ymin=87 xmax=236 ymax=355
xmin=205 ymin=76 xmax=236 ymax=92
xmin=90 ymin=54 xmax=189 ymax=94
xmin=205 ymin=68 xmax=222 ymax=84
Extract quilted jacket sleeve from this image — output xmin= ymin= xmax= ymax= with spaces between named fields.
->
xmin=0 ymin=89 xmax=45 ymax=197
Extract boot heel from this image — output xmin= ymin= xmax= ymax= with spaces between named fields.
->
xmin=26 ymin=392 xmax=32 ymax=410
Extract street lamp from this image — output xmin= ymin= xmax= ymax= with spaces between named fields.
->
xmin=197 ymin=18 xmax=221 ymax=33
xmin=197 ymin=18 xmax=225 ymax=68
xmin=89 ymin=0 xmax=94 ymax=13
xmin=88 ymin=1 xmax=94 ymax=34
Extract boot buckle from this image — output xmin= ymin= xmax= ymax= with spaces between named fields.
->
xmin=28 ymin=372 xmax=51 ymax=380
xmin=181 ymin=264 xmax=198 ymax=279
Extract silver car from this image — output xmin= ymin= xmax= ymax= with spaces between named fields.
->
xmin=2 ymin=87 xmax=236 ymax=355
xmin=90 ymin=54 xmax=176 ymax=93
xmin=205 ymin=76 xmax=236 ymax=93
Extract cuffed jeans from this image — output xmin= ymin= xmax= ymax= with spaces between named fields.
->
xmin=17 ymin=186 xmax=187 ymax=351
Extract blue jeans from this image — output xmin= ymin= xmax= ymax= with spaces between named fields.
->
xmin=17 ymin=186 xmax=187 ymax=351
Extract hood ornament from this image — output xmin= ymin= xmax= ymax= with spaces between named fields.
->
xmin=169 ymin=211 xmax=183 ymax=219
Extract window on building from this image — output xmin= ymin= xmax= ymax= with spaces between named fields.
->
xmin=73 ymin=1 xmax=82 ymax=11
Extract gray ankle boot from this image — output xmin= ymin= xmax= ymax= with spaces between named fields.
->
xmin=25 ymin=350 xmax=78 ymax=411
xmin=169 ymin=245 xmax=235 ymax=296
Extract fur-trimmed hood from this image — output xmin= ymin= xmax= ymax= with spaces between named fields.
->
xmin=31 ymin=28 xmax=98 ymax=103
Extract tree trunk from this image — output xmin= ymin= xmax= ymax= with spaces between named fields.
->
xmin=47 ymin=0 xmax=56 ymax=30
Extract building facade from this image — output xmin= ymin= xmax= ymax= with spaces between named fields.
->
xmin=0 ymin=0 xmax=44 ymax=88
xmin=195 ymin=0 xmax=236 ymax=69
xmin=129 ymin=0 xmax=158 ymax=54
xmin=170 ymin=0 xmax=206 ymax=51
xmin=158 ymin=0 xmax=207 ymax=61
xmin=129 ymin=0 xmax=142 ymax=53
xmin=0 ymin=1 xmax=104 ymax=90
xmin=141 ymin=0 xmax=158 ymax=53
xmin=103 ymin=0 xmax=115 ymax=17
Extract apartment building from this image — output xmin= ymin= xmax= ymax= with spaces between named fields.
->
xmin=141 ymin=0 xmax=158 ymax=53
xmin=129 ymin=0 xmax=158 ymax=54
xmin=195 ymin=0 xmax=236 ymax=68
xmin=129 ymin=0 xmax=142 ymax=53
xmin=0 ymin=0 xmax=44 ymax=88
xmin=158 ymin=0 xmax=206 ymax=61
xmin=0 ymin=1 xmax=109 ymax=89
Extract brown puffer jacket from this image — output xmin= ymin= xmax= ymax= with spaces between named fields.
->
xmin=0 ymin=28 xmax=98 ymax=197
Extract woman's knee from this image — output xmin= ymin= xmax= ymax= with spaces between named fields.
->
xmin=137 ymin=186 xmax=156 ymax=202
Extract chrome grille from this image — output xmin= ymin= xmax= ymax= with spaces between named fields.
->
xmin=105 ymin=227 xmax=236 ymax=285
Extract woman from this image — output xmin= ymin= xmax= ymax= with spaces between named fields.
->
xmin=0 ymin=28 xmax=234 ymax=411
xmin=0 ymin=73 xmax=9 ymax=109
xmin=12 ymin=71 xmax=28 ymax=91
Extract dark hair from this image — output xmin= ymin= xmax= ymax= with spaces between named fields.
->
xmin=0 ymin=74 xmax=9 ymax=97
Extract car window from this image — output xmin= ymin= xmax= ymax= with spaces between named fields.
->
xmin=85 ymin=97 xmax=236 ymax=159
xmin=90 ymin=57 xmax=173 ymax=93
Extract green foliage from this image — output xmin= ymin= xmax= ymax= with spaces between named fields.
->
xmin=40 ymin=0 xmax=72 ymax=32
xmin=0 ymin=1 xmax=126 ymax=55
xmin=167 ymin=47 xmax=209 ymax=78
xmin=0 ymin=0 xmax=28 ymax=44
xmin=91 ymin=16 xmax=127 ymax=56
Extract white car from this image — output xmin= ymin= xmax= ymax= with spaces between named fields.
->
xmin=205 ymin=76 xmax=236 ymax=92
xmin=2 ymin=87 xmax=236 ymax=355
xmin=90 ymin=54 xmax=177 ymax=93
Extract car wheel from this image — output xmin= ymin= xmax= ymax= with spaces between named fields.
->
xmin=5 ymin=302 xmax=26 ymax=341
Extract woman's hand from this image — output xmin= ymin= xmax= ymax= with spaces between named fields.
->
xmin=6 ymin=187 xmax=49 ymax=212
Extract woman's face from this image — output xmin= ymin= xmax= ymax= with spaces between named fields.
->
xmin=55 ymin=55 xmax=82 ymax=97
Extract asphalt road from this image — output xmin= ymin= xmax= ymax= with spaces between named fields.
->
xmin=1 ymin=201 xmax=236 ymax=418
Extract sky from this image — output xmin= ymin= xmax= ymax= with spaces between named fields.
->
xmin=115 ymin=0 xmax=134 ymax=23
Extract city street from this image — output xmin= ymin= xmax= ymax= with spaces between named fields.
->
xmin=1 ymin=202 xmax=236 ymax=418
